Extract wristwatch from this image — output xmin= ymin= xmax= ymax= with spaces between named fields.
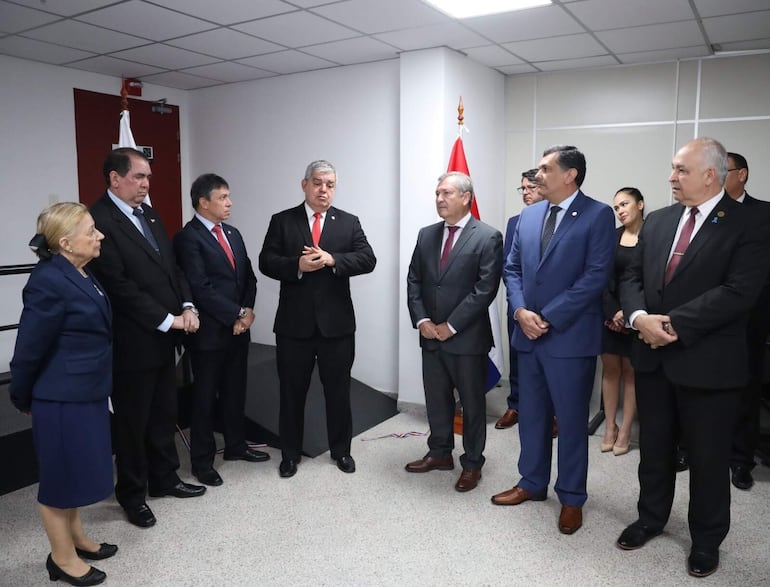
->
xmin=238 ymin=307 xmax=248 ymax=319
xmin=184 ymin=305 xmax=199 ymax=316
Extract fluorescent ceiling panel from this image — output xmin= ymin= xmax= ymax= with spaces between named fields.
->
xmin=423 ymin=0 xmax=551 ymax=19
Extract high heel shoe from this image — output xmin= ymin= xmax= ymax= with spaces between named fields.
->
xmin=600 ymin=431 xmax=618 ymax=452
xmin=613 ymin=444 xmax=630 ymax=456
xmin=46 ymin=554 xmax=106 ymax=586
xmin=75 ymin=543 xmax=118 ymax=561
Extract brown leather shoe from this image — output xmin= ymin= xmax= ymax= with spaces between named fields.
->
xmin=491 ymin=485 xmax=546 ymax=506
xmin=405 ymin=455 xmax=454 ymax=473
xmin=455 ymin=469 xmax=481 ymax=492
xmin=558 ymin=505 xmax=582 ymax=534
xmin=495 ymin=408 xmax=518 ymax=429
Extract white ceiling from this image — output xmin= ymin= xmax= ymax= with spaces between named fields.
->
xmin=1 ymin=0 xmax=769 ymax=89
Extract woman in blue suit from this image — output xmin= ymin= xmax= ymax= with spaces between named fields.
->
xmin=10 ymin=203 xmax=116 ymax=586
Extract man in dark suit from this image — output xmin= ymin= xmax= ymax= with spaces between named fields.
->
xmin=258 ymin=160 xmax=376 ymax=478
xmin=496 ymin=168 xmax=545 ymax=431
xmin=724 ymin=152 xmax=770 ymax=491
xmin=405 ymin=171 xmax=503 ymax=492
xmin=173 ymin=173 xmax=269 ymax=488
xmin=491 ymin=145 xmax=616 ymax=535
xmin=89 ymin=148 xmax=205 ymax=528
xmin=617 ymin=138 xmax=770 ymax=578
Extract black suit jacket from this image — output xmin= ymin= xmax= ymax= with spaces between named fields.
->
xmin=89 ymin=193 xmax=192 ymax=370
xmin=258 ymin=204 xmax=375 ymax=339
xmin=620 ymin=194 xmax=770 ymax=388
xmin=742 ymin=193 xmax=770 ymax=341
xmin=173 ymin=217 xmax=257 ymax=351
xmin=407 ymin=216 xmax=503 ymax=355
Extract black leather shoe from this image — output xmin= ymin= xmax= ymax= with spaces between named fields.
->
xmin=223 ymin=447 xmax=270 ymax=462
xmin=75 ymin=543 xmax=118 ymax=561
xmin=279 ymin=459 xmax=298 ymax=478
xmin=617 ymin=523 xmax=662 ymax=550
xmin=193 ymin=468 xmax=223 ymax=487
xmin=148 ymin=481 xmax=206 ymax=498
xmin=335 ymin=455 xmax=356 ymax=473
xmin=688 ymin=550 xmax=719 ymax=577
xmin=676 ymin=450 xmax=689 ymax=472
xmin=731 ymin=465 xmax=754 ymax=490
xmin=124 ymin=503 xmax=156 ymax=528
xmin=47 ymin=554 xmax=106 ymax=586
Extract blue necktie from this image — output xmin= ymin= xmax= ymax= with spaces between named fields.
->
xmin=133 ymin=207 xmax=159 ymax=252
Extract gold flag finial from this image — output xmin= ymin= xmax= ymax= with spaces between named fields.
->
xmin=457 ymin=97 xmax=464 ymax=127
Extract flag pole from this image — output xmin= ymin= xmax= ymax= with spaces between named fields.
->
xmin=453 ymin=96 xmax=465 ymax=435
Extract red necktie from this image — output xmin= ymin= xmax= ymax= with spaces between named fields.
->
xmin=664 ymin=207 xmax=698 ymax=285
xmin=440 ymin=225 xmax=459 ymax=271
xmin=212 ymin=225 xmax=235 ymax=269
xmin=311 ymin=212 xmax=322 ymax=247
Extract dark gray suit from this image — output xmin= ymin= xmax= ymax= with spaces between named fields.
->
xmin=407 ymin=216 xmax=503 ymax=469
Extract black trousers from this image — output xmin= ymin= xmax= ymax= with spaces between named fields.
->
xmin=422 ymin=349 xmax=487 ymax=470
xmin=112 ymin=364 xmax=181 ymax=508
xmin=731 ymin=334 xmax=766 ymax=470
xmin=635 ymin=367 xmax=741 ymax=551
xmin=276 ymin=332 xmax=354 ymax=461
xmin=189 ymin=342 xmax=249 ymax=472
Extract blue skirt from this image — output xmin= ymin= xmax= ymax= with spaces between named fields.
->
xmin=31 ymin=398 xmax=113 ymax=508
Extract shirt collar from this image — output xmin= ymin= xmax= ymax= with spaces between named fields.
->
xmin=446 ymin=212 xmax=472 ymax=229
xmin=195 ymin=212 xmax=218 ymax=232
xmin=304 ymin=202 xmax=326 ymax=221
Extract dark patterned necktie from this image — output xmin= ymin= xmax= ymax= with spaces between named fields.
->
xmin=132 ymin=206 xmax=159 ymax=252
xmin=540 ymin=205 xmax=561 ymax=256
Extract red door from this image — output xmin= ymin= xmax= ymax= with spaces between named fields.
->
xmin=73 ymin=88 xmax=182 ymax=236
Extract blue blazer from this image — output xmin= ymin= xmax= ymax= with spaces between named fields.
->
xmin=10 ymin=254 xmax=112 ymax=411
xmin=504 ymin=191 xmax=616 ymax=357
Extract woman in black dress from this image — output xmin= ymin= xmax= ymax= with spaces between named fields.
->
xmin=10 ymin=203 xmax=116 ymax=586
xmin=599 ymin=188 xmax=644 ymax=456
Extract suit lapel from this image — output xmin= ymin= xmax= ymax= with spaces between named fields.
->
xmin=107 ymin=198 xmax=165 ymax=267
xmin=53 ymin=255 xmax=111 ymax=326
xmin=439 ymin=217 xmax=476 ymax=275
xmin=192 ymin=217 xmax=236 ymax=272
xmin=538 ymin=193 xmax=585 ymax=266
xmin=292 ymin=204 xmax=313 ymax=246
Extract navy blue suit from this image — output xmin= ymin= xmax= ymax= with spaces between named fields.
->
xmin=10 ymin=253 xmax=113 ymax=507
xmin=505 ymin=191 xmax=615 ymax=506
xmin=503 ymin=214 xmax=520 ymax=410
xmin=174 ymin=216 xmax=257 ymax=470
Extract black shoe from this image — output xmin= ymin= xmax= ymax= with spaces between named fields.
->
xmin=335 ymin=455 xmax=356 ymax=473
xmin=688 ymin=550 xmax=719 ymax=578
xmin=75 ymin=543 xmax=118 ymax=561
xmin=675 ymin=451 xmax=689 ymax=472
xmin=46 ymin=554 xmax=106 ymax=586
xmin=731 ymin=465 xmax=754 ymax=490
xmin=279 ymin=459 xmax=298 ymax=478
xmin=148 ymin=481 xmax=206 ymax=498
xmin=223 ymin=447 xmax=271 ymax=462
xmin=193 ymin=468 xmax=223 ymax=487
xmin=617 ymin=523 xmax=662 ymax=550
xmin=124 ymin=503 xmax=156 ymax=528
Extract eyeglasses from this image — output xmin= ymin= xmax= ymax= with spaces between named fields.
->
xmin=516 ymin=185 xmax=539 ymax=194
xmin=726 ymin=168 xmax=745 ymax=172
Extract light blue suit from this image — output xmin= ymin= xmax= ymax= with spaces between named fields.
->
xmin=504 ymin=191 xmax=615 ymax=506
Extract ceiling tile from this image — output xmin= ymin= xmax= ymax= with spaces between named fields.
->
xmin=496 ymin=63 xmax=538 ymax=75
xmin=617 ymin=46 xmax=711 ymax=64
xmin=597 ymin=21 xmax=705 ymax=53
xmin=311 ymin=0 xmax=449 ymax=34
xmin=287 ymin=0 xmax=345 ymax=6
xmin=181 ymin=61 xmax=275 ymax=82
xmin=464 ymin=4 xmax=584 ymax=43
xmin=463 ymin=45 xmax=522 ymax=67
xmin=0 ymin=35 xmax=95 ymax=63
xmin=167 ymin=28 xmax=282 ymax=60
xmin=373 ymin=22 xmax=487 ymax=51
xmin=237 ymin=50 xmax=337 ymax=74
xmin=145 ymin=0 xmax=295 ymax=25
xmin=76 ymin=0 xmax=214 ymax=41
xmin=303 ymin=36 xmax=399 ymax=65
xmin=7 ymin=0 xmax=122 ymax=16
xmin=565 ymin=0 xmax=694 ymax=30
xmin=703 ymin=12 xmax=770 ymax=45
xmin=234 ymin=10 xmax=360 ymax=48
xmin=693 ymin=0 xmax=770 ymax=18
xmin=24 ymin=19 xmax=148 ymax=52
xmin=112 ymin=43 xmax=220 ymax=69
xmin=714 ymin=38 xmax=770 ymax=52
xmin=0 ymin=2 xmax=60 ymax=33
xmin=140 ymin=70 xmax=220 ymax=89
xmin=66 ymin=55 xmax=165 ymax=77
xmin=502 ymin=33 xmax=607 ymax=62
xmin=534 ymin=54 xmax=619 ymax=72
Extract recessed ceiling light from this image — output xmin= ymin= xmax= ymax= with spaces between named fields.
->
xmin=423 ymin=0 xmax=552 ymax=19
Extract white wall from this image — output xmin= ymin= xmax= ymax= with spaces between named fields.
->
xmin=0 ymin=55 xmax=191 ymax=371
xmin=187 ymin=60 xmax=401 ymax=393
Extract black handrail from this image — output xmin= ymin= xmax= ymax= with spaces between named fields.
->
xmin=1 ymin=263 xmax=34 ymax=385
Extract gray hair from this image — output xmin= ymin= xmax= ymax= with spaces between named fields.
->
xmin=437 ymin=171 xmax=474 ymax=200
xmin=694 ymin=137 xmax=728 ymax=184
xmin=304 ymin=160 xmax=336 ymax=181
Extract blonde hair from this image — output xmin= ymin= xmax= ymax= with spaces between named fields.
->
xmin=33 ymin=202 xmax=89 ymax=258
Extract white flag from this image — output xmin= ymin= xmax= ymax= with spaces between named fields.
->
xmin=118 ymin=110 xmax=151 ymax=206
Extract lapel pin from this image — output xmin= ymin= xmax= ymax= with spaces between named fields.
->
xmin=571 ymin=211 xmax=577 ymax=217
xmin=331 ymin=215 xmax=335 ymax=220
xmin=149 ymin=218 xmax=156 ymax=223
xmin=717 ymin=211 xmax=725 ymax=217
